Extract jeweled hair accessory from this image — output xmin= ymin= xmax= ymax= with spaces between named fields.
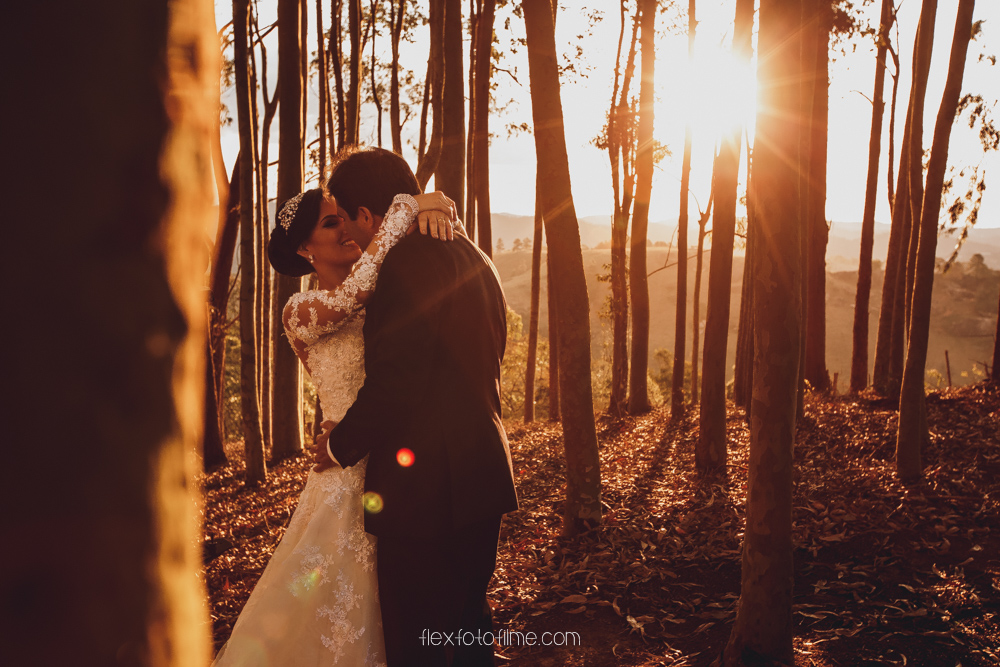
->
xmin=279 ymin=192 xmax=305 ymax=231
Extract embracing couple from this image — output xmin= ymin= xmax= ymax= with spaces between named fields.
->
xmin=213 ymin=147 xmax=519 ymax=667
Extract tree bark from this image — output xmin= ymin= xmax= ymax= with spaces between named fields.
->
xmin=607 ymin=3 xmax=639 ymax=418
xmin=805 ymin=4 xmax=831 ymax=392
xmin=524 ymin=177 xmax=544 ymax=423
xmin=734 ymin=160 xmax=755 ymax=411
xmin=235 ymin=0 xmax=268 ymax=485
xmin=389 ymin=0 xmax=407 ymax=154
xmin=850 ymin=0 xmax=893 ymax=393
xmin=273 ymin=0 xmax=306 ymax=462
xmin=4 ymin=0 xmax=216 ymax=661
xmin=897 ymin=0 xmax=975 ymax=481
xmin=547 ymin=248 xmax=561 ymax=420
xmin=473 ymin=0 xmax=497 ymax=257
xmin=524 ymin=0 xmax=601 ymax=534
xmin=316 ymin=0 xmax=330 ymax=174
xmin=628 ymin=0 xmax=657 ymax=415
xmin=723 ymin=0 xmax=802 ymax=662
xmin=438 ymin=0 xmax=466 ymax=215
xmin=873 ymin=103 xmax=912 ymax=395
xmin=415 ymin=0 xmax=445 ymax=188
xmin=345 ymin=0 xmax=361 ymax=145
xmin=697 ymin=0 xmax=752 ymax=474
xmin=691 ymin=196 xmax=711 ymax=404
xmin=672 ymin=0 xmax=696 ymax=419
xmin=330 ymin=0 xmax=346 ymax=150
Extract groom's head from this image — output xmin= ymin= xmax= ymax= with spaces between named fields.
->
xmin=325 ymin=146 xmax=420 ymax=248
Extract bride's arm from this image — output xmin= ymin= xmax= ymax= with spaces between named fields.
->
xmin=282 ymin=192 xmax=455 ymax=352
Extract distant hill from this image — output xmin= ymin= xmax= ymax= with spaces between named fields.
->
xmin=492 ymin=245 xmax=999 ymax=391
xmin=490 ymin=213 xmax=1000 ymax=270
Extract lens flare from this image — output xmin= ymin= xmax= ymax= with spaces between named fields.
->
xmin=363 ymin=491 xmax=384 ymax=514
xmin=290 ymin=566 xmax=323 ymax=596
xmin=396 ymin=448 xmax=415 ymax=467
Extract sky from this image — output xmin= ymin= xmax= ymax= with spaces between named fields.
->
xmin=215 ymin=0 xmax=1000 ymax=232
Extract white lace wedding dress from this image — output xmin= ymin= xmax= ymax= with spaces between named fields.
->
xmin=212 ymin=194 xmax=421 ymax=667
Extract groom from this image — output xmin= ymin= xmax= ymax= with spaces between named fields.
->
xmin=316 ymin=146 xmax=519 ymax=666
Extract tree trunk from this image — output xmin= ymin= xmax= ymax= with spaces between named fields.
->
xmin=524 ymin=178 xmax=544 ymax=423
xmin=4 ymin=1 xmax=215 ymax=661
xmin=466 ymin=0 xmax=478 ymax=244
xmin=547 ymin=248 xmax=561 ymax=420
xmin=330 ymin=0 xmax=346 ymax=150
xmin=607 ymin=4 xmax=639 ymax=419
xmin=273 ymin=0 xmax=306 ymax=463
xmin=873 ymin=102 xmax=912 ymax=394
xmin=473 ymin=0 xmax=497 ymax=257
xmin=805 ymin=5 xmax=831 ymax=392
xmin=438 ymin=0 xmax=466 ymax=215
xmin=524 ymin=0 xmax=601 ymax=535
xmin=723 ymin=0 xmax=802 ymax=662
xmin=628 ymin=0 xmax=657 ymax=415
xmin=345 ymin=0 xmax=361 ymax=145
xmin=897 ymin=0 xmax=974 ymax=481
xmin=698 ymin=0 xmax=752 ymax=474
xmin=316 ymin=0 xmax=330 ymax=174
xmin=691 ymin=198 xmax=711 ymax=404
xmin=850 ymin=0 xmax=893 ymax=393
xmin=208 ymin=156 xmax=242 ymax=453
xmin=672 ymin=0 xmax=696 ymax=420
xmin=235 ymin=0 xmax=268 ymax=485
xmin=415 ymin=0 xmax=445 ymax=188
xmin=734 ymin=160 xmax=755 ymax=411
xmin=389 ymin=0 xmax=406 ymax=153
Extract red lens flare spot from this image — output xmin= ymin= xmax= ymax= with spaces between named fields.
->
xmin=396 ymin=448 xmax=415 ymax=467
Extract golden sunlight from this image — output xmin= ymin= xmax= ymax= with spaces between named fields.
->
xmin=659 ymin=40 xmax=757 ymax=146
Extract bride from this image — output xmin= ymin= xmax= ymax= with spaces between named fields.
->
xmin=212 ymin=179 xmax=459 ymax=666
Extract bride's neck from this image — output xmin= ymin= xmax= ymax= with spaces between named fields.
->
xmin=315 ymin=263 xmax=351 ymax=291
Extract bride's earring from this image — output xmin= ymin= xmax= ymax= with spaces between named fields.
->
xmin=308 ymin=253 xmax=316 ymax=263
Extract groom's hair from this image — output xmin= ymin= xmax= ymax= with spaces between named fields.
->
xmin=326 ymin=146 xmax=420 ymax=220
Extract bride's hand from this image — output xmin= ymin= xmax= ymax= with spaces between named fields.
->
xmin=413 ymin=191 xmax=457 ymax=241
xmin=311 ymin=420 xmax=341 ymax=472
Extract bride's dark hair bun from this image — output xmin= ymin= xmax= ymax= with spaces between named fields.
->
xmin=267 ymin=188 xmax=324 ymax=277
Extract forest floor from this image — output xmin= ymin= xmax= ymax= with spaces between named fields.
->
xmin=202 ymin=383 xmax=1000 ymax=666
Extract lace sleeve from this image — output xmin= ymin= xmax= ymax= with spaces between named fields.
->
xmin=282 ymin=193 xmax=419 ymax=350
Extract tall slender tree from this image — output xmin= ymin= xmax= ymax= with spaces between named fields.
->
xmin=724 ymin=0 xmax=803 ymax=660
xmin=317 ymin=0 xmax=330 ymax=174
xmin=523 ymin=0 xmax=601 ymax=534
xmin=524 ymin=176 xmax=545 ymax=423
xmin=605 ymin=2 xmax=640 ymax=417
xmin=850 ymin=0 xmax=894 ymax=393
xmin=236 ymin=0 xmax=267 ymax=483
xmin=547 ymin=248 xmax=561 ymax=420
xmin=438 ymin=0 xmax=466 ymax=216
xmin=690 ymin=191 xmax=713 ymax=403
xmin=897 ymin=0 xmax=976 ymax=481
xmin=697 ymin=0 xmax=752 ymax=474
xmin=472 ymin=0 xmax=497 ymax=257
xmin=389 ymin=0 xmax=408 ymax=153
xmin=672 ymin=0 xmax=696 ymax=419
xmin=345 ymin=0 xmax=362 ymax=145
xmin=415 ymin=0 xmax=445 ymax=187
xmin=330 ymin=0 xmax=346 ymax=149
xmin=804 ymin=2 xmax=831 ymax=392
xmin=273 ymin=0 xmax=306 ymax=461
xmin=628 ymin=0 xmax=657 ymax=414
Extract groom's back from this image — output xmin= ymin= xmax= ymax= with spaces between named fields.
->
xmin=361 ymin=232 xmax=518 ymax=536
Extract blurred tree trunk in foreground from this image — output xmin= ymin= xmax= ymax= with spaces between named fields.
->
xmin=897 ymin=0 xmax=975 ymax=481
xmin=850 ymin=0 xmax=894 ymax=393
xmin=3 ymin=0 xmax=215 ymax=663
xmin=524 ymin=0 xmax=600 ymax=535
xmin=724 ymin=0 xmax=803 ymax=661
xmin=472 ymin=0 xmax=497 ymax=256
xmin=273 ymin=0 xmax=306 ymax=462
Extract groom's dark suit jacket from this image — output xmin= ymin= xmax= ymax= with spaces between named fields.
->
xmin=328 ymin=232 xmax=519 ymax=537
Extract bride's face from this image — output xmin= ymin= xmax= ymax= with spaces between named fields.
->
xmin=298 ymin=196 xmax=363 ymax=269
